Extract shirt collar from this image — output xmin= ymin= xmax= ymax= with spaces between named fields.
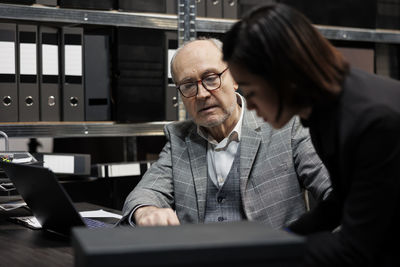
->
xmin=197 ymin=93 xmax=245 ymax=146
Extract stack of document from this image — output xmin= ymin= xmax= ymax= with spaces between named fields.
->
xmin=92 ymin=161 xmax=153 ymax=178
xmin=0 ymin=199 xmax=26 ymax=211
xmin=0 ymin=152 xmax=37 ymax=164
xmin=10 ymin=209 xmax=122 ymax=230
xmin=0 ymin=152 xmax=38 ymax=183
xmin=33 ymin=153 xmax=91 ymax=175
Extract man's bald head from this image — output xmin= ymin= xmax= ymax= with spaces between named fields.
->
xmin=170 ymin=38 xmax=223 ymax=84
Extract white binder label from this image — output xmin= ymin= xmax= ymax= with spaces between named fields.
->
xmin=167 ymin=49 xmax=176 ymax=79
xmin=42 ymin=44 xmax=59 ymax=75
xmin=0 ymin=41 xmax=15 ymax=74
xmin=65 ymin=45 xmax=82 ymax=76
xmin=20 ymin=43 xmax=37 ymax=75
xmin=108 ymin=163 xmax=141 ymax=177
xmin=43 ymin=155 xmax=75 ymax=174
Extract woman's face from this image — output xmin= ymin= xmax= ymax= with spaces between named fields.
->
xmin=228 ymin=62 xmax=298 ymax=129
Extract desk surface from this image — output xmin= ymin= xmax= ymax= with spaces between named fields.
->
xmin=0 ymin=198 xmax=121 ymax=267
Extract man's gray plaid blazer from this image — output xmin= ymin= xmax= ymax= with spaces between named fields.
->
xmin=122 ymin=108 xmax=331 ymax=228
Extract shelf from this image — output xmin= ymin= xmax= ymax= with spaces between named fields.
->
xmin=197 ymin=17 xmax=400 ymax=44
xmin=315 ymin=25 xmax=400 ymax=44
xmin=0 ymin=3 xmax=178 ymax=30
xmin=1 ymin=4 xmax=400 ymax=44
xmin=0 ymin=3 xmax=399 ymax=139
xmin=0 ymin=121 xmax=169 ymax=138
xmin=196 ymin=17 xmax=236 ymax=33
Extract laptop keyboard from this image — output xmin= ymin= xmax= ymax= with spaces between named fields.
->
xmin=83 ymin=217 xmax=115 ymax=228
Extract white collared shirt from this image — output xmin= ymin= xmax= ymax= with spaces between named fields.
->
xmin=197 ymin=93 xmax=245 ymax=188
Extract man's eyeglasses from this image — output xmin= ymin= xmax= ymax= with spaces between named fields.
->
xmin=176 ymin=67 xmax=229 ymax=98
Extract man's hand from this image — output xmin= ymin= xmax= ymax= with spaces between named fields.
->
xmin=134 ymin=206 xmax=180 ymax=226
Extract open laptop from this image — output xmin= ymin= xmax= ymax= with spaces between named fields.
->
xmin=0 ymin=161 xmax=115 ymax=235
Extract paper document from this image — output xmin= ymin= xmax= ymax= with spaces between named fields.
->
xmin=10 ymin=216 xmax=42 ymax=229
xmin=9 ymin=209 xmax=121 ymax=230
xmin=108 ymin=163 xmax=140 ymax=177
xmin=167 ymin=49 xmax=176 ymax=78
xmin=12 ymin=156 xmax=35 ymax=164
xmin=80 ymin=209 xmax=122 ymax=219
xmin=0 ymin=152 xmax=38 ymax=164
xmin=0 ymin=199 xmax=26 ymax=211
xmin=0 ymin=183 xmax=16 ymax=192
xmin=43 ymin=154 xmax=74 ymax=174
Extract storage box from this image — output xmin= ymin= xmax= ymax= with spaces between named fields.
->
xmin=238 ymin=0 xmax=378 ymax=28
xmin=280 ymin=0 xmax=377 ymax=29
xmin=58 ymin=0 xmax=115 ymax=10
xmin=36 ymin=0 xmax=57 ymax=6
xmin=113 ymin=28 xmax=166 ymax=122
xmin=118 ymin=0 xmax=166 ymax=13
xmin=0 ymin=0 xmax=34 ymax=4
xmin=376 ymin=0 xmax=400 ymax=30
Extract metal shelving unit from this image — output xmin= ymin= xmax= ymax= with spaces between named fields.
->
xmin=0 ymin=3 xmax=177 ymax=138
xmin=315 ymin=25 xmax=400 ymax=44
xmin=0 ymin=121 xmax=168 ymax=138
xmin=1 ymin=3 xmax=399 ymax=44
xmin=196 ymin=18 xmax=400 ymax=44
xmin=0 ymin=3 xmax=178 ymax=29
xmin=0 ymin=3 xmax=400 ymax=138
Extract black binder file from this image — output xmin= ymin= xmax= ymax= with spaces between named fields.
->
xmin=166 ymin=0 xmax=176 ymax=14
xmin=0 ymin=23 xmax=18 ymax=122
xmin=118 ymin=0 xmax=166 ymax=12
xmin=206 ymin=0 xmax=223 ymax=18
xmin=18 ymin=24 xmax=39 ymax=122
xmin=223 ymin=0 xmax=238 ymax=19
xmin=114 ymin=28 xmax=165 ymax=122
xmin=165 ymin=31 xmax=178 ymax=121
xmin=0 ymin=0 xmax=34 ymax=4
xmin=36 ymin=0 xmax=57 ymax=6
xmin=39 ymin=26 xmax=60 ymax=121
xmin=61 ymin=27 xmax=84 ymax=121
xmin=59 ymin=0 xmax=115 ymax=10
xmin=84 ymin=34 xmax=111 ymax=121
xmin=196 ymin=0 xmax=206 ymax=17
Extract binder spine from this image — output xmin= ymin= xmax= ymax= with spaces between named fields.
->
xmin=84 ymin=34 xmax=111 ymax=121
xmin=39 ymin=26 xmax=60 ymax=121
xmin=61 ymin=27 xmax=84 ymax=121
xmin=206 ymin=0 xmax=223 ymax=18
xmin=36 ymin=0 xmax=57 ymax=6
xmin=17 ymin=24 xmax=39 ymax=122
xmin=223 ymin=0 xmax=238 ymax=19
xmin=0 ymin=23 xmax=18 ymax=122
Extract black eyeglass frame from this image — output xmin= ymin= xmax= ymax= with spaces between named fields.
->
xmin=176 ymin=67 xmax=229 ymax=98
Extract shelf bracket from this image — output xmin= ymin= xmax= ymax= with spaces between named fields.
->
xmin=177 ymin=0 xmax=197 ymax=121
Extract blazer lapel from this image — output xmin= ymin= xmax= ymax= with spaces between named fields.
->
xmin=186 ymin=127 xmax=208 ymax=222
xmin=239 ymin=109 xmax=262 ymax=199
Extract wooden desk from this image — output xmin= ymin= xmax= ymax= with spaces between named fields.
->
xmin=0 ymin=199 xmax=121 ymax=267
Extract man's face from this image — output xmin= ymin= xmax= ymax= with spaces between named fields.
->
xmin=173 ymin=40 xmax=238 ymax=128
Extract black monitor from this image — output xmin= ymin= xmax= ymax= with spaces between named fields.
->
xmin=72 ymin=221 xmax=304 ymax=267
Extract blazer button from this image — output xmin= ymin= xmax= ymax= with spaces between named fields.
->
xmin=217 ymin=196 xmax=225 ymax=203
xmin=218 ymin=217 xmax=224 ymax=222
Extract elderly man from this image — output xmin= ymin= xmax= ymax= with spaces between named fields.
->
xmin=121 ymin=38 xmax=331 ymax=227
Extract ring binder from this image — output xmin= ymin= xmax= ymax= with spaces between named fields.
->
xmin=0 ymin=23 xmax=18 ymax=122
xmin=39 ymin=25 xmax=61 ymax=121
xmin=18 ymin=24 xmax=39 ymax=122
xmin=84 ymin=34 xmax=111 ymax=121
xmin=61 ymin=27 xmax=85 ymax=121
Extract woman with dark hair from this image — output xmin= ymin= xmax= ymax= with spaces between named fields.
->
xmin=223 ymin=3 xmax=400 ymax=267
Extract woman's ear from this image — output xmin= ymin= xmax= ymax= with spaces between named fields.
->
xmin=233 ymin=82 xmax=239 ymax=91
